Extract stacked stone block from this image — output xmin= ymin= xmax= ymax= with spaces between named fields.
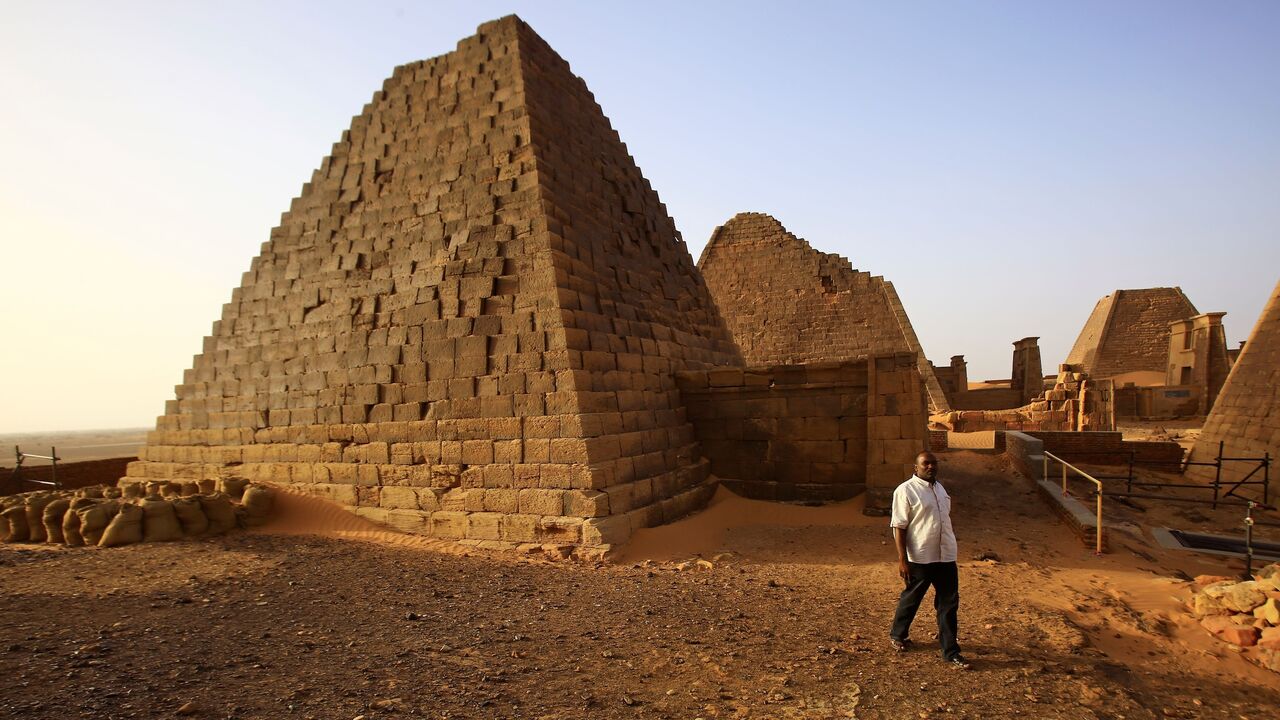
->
xmin=675 ymin=353 xmax=924 ymax=513
xmin=931 ymin=364 xmax=1109 ymax=433
xmin=864 ymin=353 xmax=930 ymax=513
xmin=123 ymin=16 xmax=740 ymax=552
xmin=1066 ymin=288 xmax=1198 ymax=379
xmin=676 ymin=361 xmax=869 ymax=502
xmin=697 ymin=213 xmax=950 ymax=413
xmin=1187 ymin=279 xmax=1280 ymax=489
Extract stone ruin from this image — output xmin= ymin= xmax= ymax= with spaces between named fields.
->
xmin=930 ymin=363 xmax=1111 ymax=433
xmin=1065 ymin=287 xmax=1198 ymax=382
xmin=119 ymin=17 xmax=933 ymax=551
xmin=931 ymin=336 xmax=1045 ymax=411
xmin=1183 ymin=565 xmax=1280 ymax=673
xmin=698 ymin=212 xmax=949 ymax=413
xmin=114 ymin=16 xmax=1263 ymax=551
xmin=1186 ymin=279 xmax=1280 ymax=487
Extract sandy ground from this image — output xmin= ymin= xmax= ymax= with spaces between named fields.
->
xmin=2 ymin=451 xmax=1278 ymax=719
xmin=0 ymin=428 xmax=147 ymax=465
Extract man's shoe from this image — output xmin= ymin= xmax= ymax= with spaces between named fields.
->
xmin=889 ymin=637 xmax=912 ymax=652
xmin=945 ymin=655 xmax=971 ymax=669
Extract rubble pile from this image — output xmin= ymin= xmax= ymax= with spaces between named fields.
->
xmin=1186 ymin=563 xmax=1280 ymax=673
xmin=0 ymin=479 xmax=275 ymax=548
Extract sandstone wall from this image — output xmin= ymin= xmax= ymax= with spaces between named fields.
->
xmin=676 ymin=353 xmax=926 ymax=512
xmin=697 ymin=213 xmax=949 ymax=413
xmin=1187 ymin=279 xmax=1280 ymax=490
xmin=124 ymin=17 xmax=740 ymax=552
xmin=676 ymin=361 xmax=868 ymax=502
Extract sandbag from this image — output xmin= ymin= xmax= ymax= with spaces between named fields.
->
xmin=42 ymin=498 xmax=71 ymax=544
xmin=78 ymin=486 xmax=104 ymax=499
xmin=77 ymin=501 xmax=120 ymax=546
xmin=200 ymin=493 xmax=237 ymax=535
xmin=2 ymin=506 xmax=30 ymax=543
xmin=219 ymin=477 xmax=250 ymax=500
xmin=24 ymin=496 xmax=54 ymax=543
xmin=160 ymin=483 xmax=181 ymax=498
xmin=99 ymin=502 xmax=144 ymax=547
xmin=180 ymin=482 xmax=199 ymax=496
xmin=240 ymin=485 xmax=275 ymax=527
xmin=198 ymin=479 xmax=216 ymax=494
xmin=121 ymin=483 xmax=145 ymax=499
xmin=103 ymin=487 xmax=122 ymax=499
xmin=145 ymin=481 xmax=165 ymax=496
xmin=61 ymin=502 xmax=85 ymax=546
xmin=141 ymin=498 xmax=182 ymax=542
xmin=172 ymin=496 xmax=209 ymax=536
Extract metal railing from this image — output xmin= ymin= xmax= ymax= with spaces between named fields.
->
xmin=1057 ymin=441 xmax=1270 ymax=509
xmin=11 ymin=446 xmax=61 ymax=490
xmin=1044 ymin=451 xmax=1105 ymax=555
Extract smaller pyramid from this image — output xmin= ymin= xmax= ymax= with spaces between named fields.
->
xmin=1064 ymin=288 xmax=1197 ymax=380
xmin=697 ymin=213 xmax=949 ymax=412
xmin=1186 ymin=279 xmax=1280 ymax=490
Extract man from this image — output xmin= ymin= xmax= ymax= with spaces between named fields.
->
xmin=888 ymin=450 xmax=969 ymax=669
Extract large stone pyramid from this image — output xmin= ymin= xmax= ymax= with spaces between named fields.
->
xmin=1064 ymin=287 xmax=1197 ymax=380
xmin=124 ymin=16 xmax=741 ymax=550
xmin=1186 ymin=279 xmax=1280 ymax=489
xmin=697 ymin=212 xmax=949 ymax=412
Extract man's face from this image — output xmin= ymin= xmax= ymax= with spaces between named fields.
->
xmin=915 ymin=453 xmax=938 ymax=481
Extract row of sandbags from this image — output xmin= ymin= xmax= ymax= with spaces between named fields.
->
xmin=0 ymin=482 xmax=274 ymax=548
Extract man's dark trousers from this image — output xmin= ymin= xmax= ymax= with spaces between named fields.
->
xmin=890 ymin=561 xmax=961 ymax=659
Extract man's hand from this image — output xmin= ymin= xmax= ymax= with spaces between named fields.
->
xmin=898 ymin=558 xmax=910 ymax=586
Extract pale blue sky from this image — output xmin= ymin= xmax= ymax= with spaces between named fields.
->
xmin=2 ymin=1 xmax=1277 ymax=432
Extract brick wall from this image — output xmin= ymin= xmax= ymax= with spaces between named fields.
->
xmin=697 ymin=213 xmax=950 ymax=413
xmin=1026 ymin=431 xmax=1182 ymax=465
xmin=676 ymin=353 xmax=926 ymax=510
xmin=929 ymin=430 xmax=948 ymax=452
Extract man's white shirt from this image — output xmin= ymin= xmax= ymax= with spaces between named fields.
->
xmin=889 ymin=474 xmax=958 ymax=564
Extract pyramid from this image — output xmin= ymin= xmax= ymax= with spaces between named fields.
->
xmin=1064 ymin=287 xmax=1197 ymax=380
xmin=123 ymin=16 xmax=741 ymax=550
xmin=697 ymin=212 xmax=950 ymax=412
xmin=1186 ymin=279 xmax=1280 ymax=489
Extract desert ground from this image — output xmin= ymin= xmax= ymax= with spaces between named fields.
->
xmin=2 ymin=450 xmax=1278 ymax=719
xmin=0 ymin=428 xmax=147 ymax=465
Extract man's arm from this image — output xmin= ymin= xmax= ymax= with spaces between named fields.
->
xmin=889 ymin=487 xmax=912 ymax=585
xmin=893 ymin=526 xmax=910 ymax=584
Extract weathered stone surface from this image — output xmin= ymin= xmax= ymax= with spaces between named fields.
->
xmin=1065 ymin=287 xmax=1198 ymax=379
xmin=698 ymin=213 xmax=948 ymax=413
xmin=1221 ymin=581 xmax=1267 ymax=613
xmin=120 ymin=16 xmax=743 ymax=548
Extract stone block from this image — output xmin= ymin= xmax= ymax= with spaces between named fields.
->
xmin=518 ymin=488 xmax=565 ymax=516
xmin=564 ymin=489 xmax=610 ymax=517
xmin=428 ymin=511 xmax=468 ymax=539
xmin=466 ymin=512 xmax=503 ymax=540
xmin=582 ymin=514 xmax=631 ymax=546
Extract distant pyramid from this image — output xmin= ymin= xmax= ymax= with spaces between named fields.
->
xmin=124 ymin=16 xmax=741 ymax=551
xmin=697 ymin=212 xmax=949 ymax=412
xmin=1064 ymin=287 xmax=1197 ymax=380
xmin=1186 ymin=279 xmax=1280 ymax=489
